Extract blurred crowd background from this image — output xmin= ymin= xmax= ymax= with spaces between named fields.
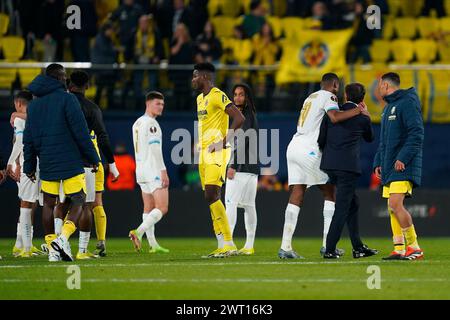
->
xmin=0 ymin=0 xmax=449 ymax=114
xmin=1 ymin=0 xmax=450 ymax=191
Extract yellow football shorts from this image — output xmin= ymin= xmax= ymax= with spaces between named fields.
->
xmin=382 ymin=181 xmax=413 ymax=199
xmin=199 ymin=148 xmax=231 ymax=190
xmin=41 ymin=174 xmax=86 ymax=196
xmin=95 ymin=162 xmax=105 ymax=192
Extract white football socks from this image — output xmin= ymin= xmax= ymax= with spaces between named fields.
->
xmin=225 ymin=202 xmax=238 ymax=236
xmin=15 ymin=222 xmax=22 ymax=249
xmin=281 ymin=203 xmax=300 ymax=251
xmin=137 ymin=209 xmax=163 ymax=238
xmin=323 ymin=200 xmax=335 ymax=248
xmin=20 ymin=208 xmax=32 ymax=252
xmin=142 ymin=214 xmax=160 ymax=248
xmin=78 ymin=231 xmax=90 ymax=254
xmin=54 ymin=218 xmax=64 ymax=236
xmin=243 ymin=205 xmax=257 ymax=249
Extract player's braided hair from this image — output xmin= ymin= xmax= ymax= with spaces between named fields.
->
xmin=232 ymin=83 xmax=256 ymax=114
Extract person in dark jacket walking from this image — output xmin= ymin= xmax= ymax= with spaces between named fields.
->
xmin=225 ymin=83 xmax=259 ymax=256
xmin=53 ymin=70 xmax=120 ymax=259
xmin=318 ymin=83 xmax=378 ymax=259
xmin=373 ymin=73 xmax=425 ymax=261
xmin=24 ymin=64 xmax=100 ymax=262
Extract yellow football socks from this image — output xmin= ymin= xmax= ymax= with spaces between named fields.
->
xmin=61 ymin=220 xmax=77 ymax=240
xmin=210 ymin=210 xmax=221 ymax=237
xmin=389 ymin=204 xmax=405 ymax=253
xmin=210 ymin=200 xmax=232 ymax=242
xmin=93 ymin=206 xmax=107 ymax=241
xmin=403 ymin=224 xmax=420 ymax=250
xmin=45 ymin=234 xmax=57 ymax=250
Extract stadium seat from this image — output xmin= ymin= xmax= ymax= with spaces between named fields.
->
xmin=414 ymin=39 xmax=437 ymax=63
xmin=0 ymin=67 xmax=16 ymax=89
xmin=369 ymin=40 xmax=391 ymax=63
xmin=417 ymin=17 xmax=440 ymax=38
xmin=438 ymin=42 xmax=450 ymax=62
xmin=423 ymin=70 xmax=450 ymax=123
xmin=241 ymin=0 xmax=270 ymax=14
xmin=266 ymin=16 xmax=282 ymax=38
xmin=272 ymin=0 xmax=287 ymax=17
xmin=387 ymin=0 xmax=402 ymax=16
xmin=381 ymin=17 xmax=395 ymax=40
xmin=399 ymin=0 xmax=424 ymax=16
xmin=95 ymin=0 xmax=119 ymax=24
xmin=445 ymin=0 xmax=450 ymax=17
xmin=211 ymin=17 xmax=239 ymax=38
xmin=280 ymin=17 xmax=304 ymax=39
xmin=231 ymin=39 xmax=253 ymax=65
xmin=391 ymin=39 xmax=414 ymax=63
xmin=220 ymin=0 xmax=241 ymax=17
xmin=1 ymin=36 xmax=25 ymax=61
xmin=439 ymin=17 xmax=450 ymax=33
xmin=393 ymin=17 xmax=417 ymax=39
xmin=17 ymin=61 xmax=42 ymax=87
xmin=0 ymin=13 xmax=9 ymax=36
xmin=207 ymin=0 xmax=221 ymax=16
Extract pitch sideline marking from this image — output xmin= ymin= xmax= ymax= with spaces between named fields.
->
xmin=0 ymin=259 xmax=443 ymax=269
xmin=1 ymin=277 xmax=450 ymax=284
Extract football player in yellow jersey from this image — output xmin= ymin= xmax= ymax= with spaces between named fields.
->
xmin=192 ymin=63 xmax=246 ymax=258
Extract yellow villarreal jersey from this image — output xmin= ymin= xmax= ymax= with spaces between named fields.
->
xmin=197 ymin=87 xmax=232 ymax=149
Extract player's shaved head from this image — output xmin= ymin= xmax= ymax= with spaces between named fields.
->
xmin=381 ymin=72 xmax=400 ymax=87
xmin=194 ymin=62 xmax=216 ymax=74
xmin=321 ymin=73 xmax=340 ymax=95
xmin=379 ymin=72 xmax=400 ymax=98
xmin=192 ymin=63 xmax=215 ymax=91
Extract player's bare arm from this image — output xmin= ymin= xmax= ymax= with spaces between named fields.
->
xmin=327 ymin=106 xmax=364 ymax=124
xmin=208 ymin=104 xmax=245 ymax=153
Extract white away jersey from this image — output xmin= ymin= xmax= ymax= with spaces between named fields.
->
xmin=132 ymin=114 xmax=165 ymax=184
xmin=9 ymin=118 xmax=26 ymax=167
xmin=295 ymin=90 xmax=339 ymax=144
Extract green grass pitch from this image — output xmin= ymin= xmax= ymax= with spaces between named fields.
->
xmin=1 ymin=238 xmax=449 ymax=300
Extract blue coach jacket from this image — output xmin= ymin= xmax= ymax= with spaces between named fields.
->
xmin=23 ymin=75 xmax=100 ymax=181
xmin=373 ymin=88 xmax=424 ymax=187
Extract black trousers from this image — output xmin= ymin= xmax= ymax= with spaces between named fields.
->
xmin=325 ymin=170 xmax=364 ymax=253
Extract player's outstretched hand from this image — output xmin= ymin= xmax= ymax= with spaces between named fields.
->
xmin=227 ymin=168 xmax=236 ymax=180
xmin=374 ymin=166 xmax=382 ymax=179
xmin=394 ymin=160 xmax=405 ymax=172
xmin=161 ymin=170 xmax=170 ymax=189
xmin=359 ymin=102 xmax=370 ymax=118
